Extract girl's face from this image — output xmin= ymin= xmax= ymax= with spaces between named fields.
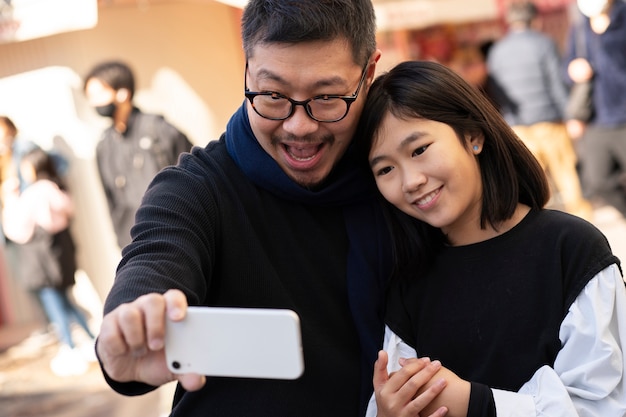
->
xmin=369 ymin=114 xmax=485 ymax=244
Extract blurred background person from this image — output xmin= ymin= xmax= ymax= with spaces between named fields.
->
xmin=1 ymin=115 xmax=69 ymax=290
xmin=1 ymin=116 xmax=54 ymax=325
xmin=446 ymin=41 xmax=508 ymax=114
xmin=447 ymin=44 xmax=489 ymax=91
xmin=0 ymin=116 xmax=39 ymax=192
xmin=2 ymin=147 xmax=96 ymax=377
xmin=487 ymin=1 xmax=592 ymax=221
xmin=564 ymin=0 xmax=626 ymax=218
xmin=83 ymin=60 xmax=193 ymax=250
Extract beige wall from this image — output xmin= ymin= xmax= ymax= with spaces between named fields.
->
xmin=0 ymin=1 xmax=245 ymax=139
xmin=0 ymin=1 xmax=245 ymax=323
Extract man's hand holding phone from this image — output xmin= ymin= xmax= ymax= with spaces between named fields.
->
xmin=96 ymin=289 xmax=206 ymax=391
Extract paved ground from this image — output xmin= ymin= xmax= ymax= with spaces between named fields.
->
xmin=0 ymin=325 xmax=169 ymax=417
xmin=0 ymin=205 xmax=625 ymax=417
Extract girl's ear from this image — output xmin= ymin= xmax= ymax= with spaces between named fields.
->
xmin=468 ymin=132 xmax=485 ymax=154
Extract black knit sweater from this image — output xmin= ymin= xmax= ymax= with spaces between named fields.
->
xmin=386 ymin=209 xmax=620 ymax=415
xmin=103 ymin=138 xmax=382 ymax=416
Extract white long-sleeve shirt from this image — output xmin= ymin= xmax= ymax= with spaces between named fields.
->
xmin=367 ymin=264 xmax=626 ymax=416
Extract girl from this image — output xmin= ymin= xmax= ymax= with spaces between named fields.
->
xmin=2 ymin=147 xmax=95 ymax=376
xmin=356 ymin=61 xmax=626 ymax=417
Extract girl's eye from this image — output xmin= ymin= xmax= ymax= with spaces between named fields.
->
xmin=412 ymin=144 xmax=429 ymax=157
xmin=374 ymin=166 xmax=393 ymax=177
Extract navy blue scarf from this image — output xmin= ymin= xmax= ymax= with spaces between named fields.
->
xmin=225 ymin=103 xmax=391 ymax=415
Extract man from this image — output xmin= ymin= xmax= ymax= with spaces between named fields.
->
xmin=487 ymin=1 xmax=593 ymax=220
xmin=565 ymin=0 xmax=626 ymax=217
xmin=83 ymin=61 xmax=193 ymax=249
xmin=95 ymin=1 xmax=399 ymax=416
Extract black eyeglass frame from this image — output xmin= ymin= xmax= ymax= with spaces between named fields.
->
xmin=244 ymin=62 xmax=369 ymax=123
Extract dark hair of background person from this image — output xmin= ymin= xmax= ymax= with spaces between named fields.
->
xmin=505 ymin=1 xmax=538 ymax=26
xmin=21 ymin=147 xmax=66 ymax=191
xmin=241 ymin=0 xmax=377 ymax=67
xmin=82 ymin=60 xmax=136 ymax=99
xmin=355 ymin=60 xmax=550 ymax=278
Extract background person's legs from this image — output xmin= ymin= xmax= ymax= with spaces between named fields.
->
xmin=513 ymin=123 xmax=592 ymax=220
xmin=537 ymin=122 xmax=592 ymax=220
xmin=36 ymin=287 xmax=89 ymax=376
xmin=580 ymin=125 xmax=626 ymax=217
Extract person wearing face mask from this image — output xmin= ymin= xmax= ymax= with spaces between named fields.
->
xmin=83 ymin=61 xmax=193 ymax=250
xmin=564 ymin=0 xmax=626 ymax=218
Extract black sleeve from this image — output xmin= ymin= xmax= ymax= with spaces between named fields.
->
xmin=467 ymin=382 xmax=496 ymax=417
xmin=383 ymin=277 xmax=417 ymax=348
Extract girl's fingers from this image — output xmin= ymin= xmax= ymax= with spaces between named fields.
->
xmin=396 ymin=359 xmax=442 ymax=399
xmin=408 ymin=377 xmax=446 ymax=411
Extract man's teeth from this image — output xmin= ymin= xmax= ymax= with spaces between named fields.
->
xmin=291 ymin=154 xmax=315 ymax=161
xmin=287 ymin=145 xmax=318 ymax=161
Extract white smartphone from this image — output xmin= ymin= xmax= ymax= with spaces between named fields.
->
xmin=165 ymin=306 xmax=304 ymax=380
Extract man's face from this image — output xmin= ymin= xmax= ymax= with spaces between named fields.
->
xmin=85 ymin=78 xmax=116 ymax=107
xmin=245 ymin=39 xmax=377 ymax=189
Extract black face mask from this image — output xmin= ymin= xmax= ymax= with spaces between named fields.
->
xmin=95 ymin=102 xmax=116 ymax=118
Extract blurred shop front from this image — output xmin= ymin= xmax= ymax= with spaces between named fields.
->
xmin=374 ymin=0 xmax=577 ymax=84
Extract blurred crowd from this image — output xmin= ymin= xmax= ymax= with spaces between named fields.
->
xmin=448 ymin=0 xmax=626 ymax=222
xmin=0 ymin=60 xmax=193 ymax=376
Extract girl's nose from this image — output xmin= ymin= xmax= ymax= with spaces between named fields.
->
xmin=401 ymin=167 xmax=427 ymax=194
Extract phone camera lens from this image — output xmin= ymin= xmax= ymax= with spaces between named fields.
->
xmin=172 ymin=361 xmax=181 ymax=370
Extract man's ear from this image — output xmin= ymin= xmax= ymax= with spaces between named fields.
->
xmin=366 ymin=49 xmax=382 ymax=88
xmin=116 ymin=88 xmax=129 ymax=102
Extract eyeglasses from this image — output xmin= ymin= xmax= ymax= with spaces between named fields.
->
xmin=244 ymin=62 xmax=368 ymax=123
